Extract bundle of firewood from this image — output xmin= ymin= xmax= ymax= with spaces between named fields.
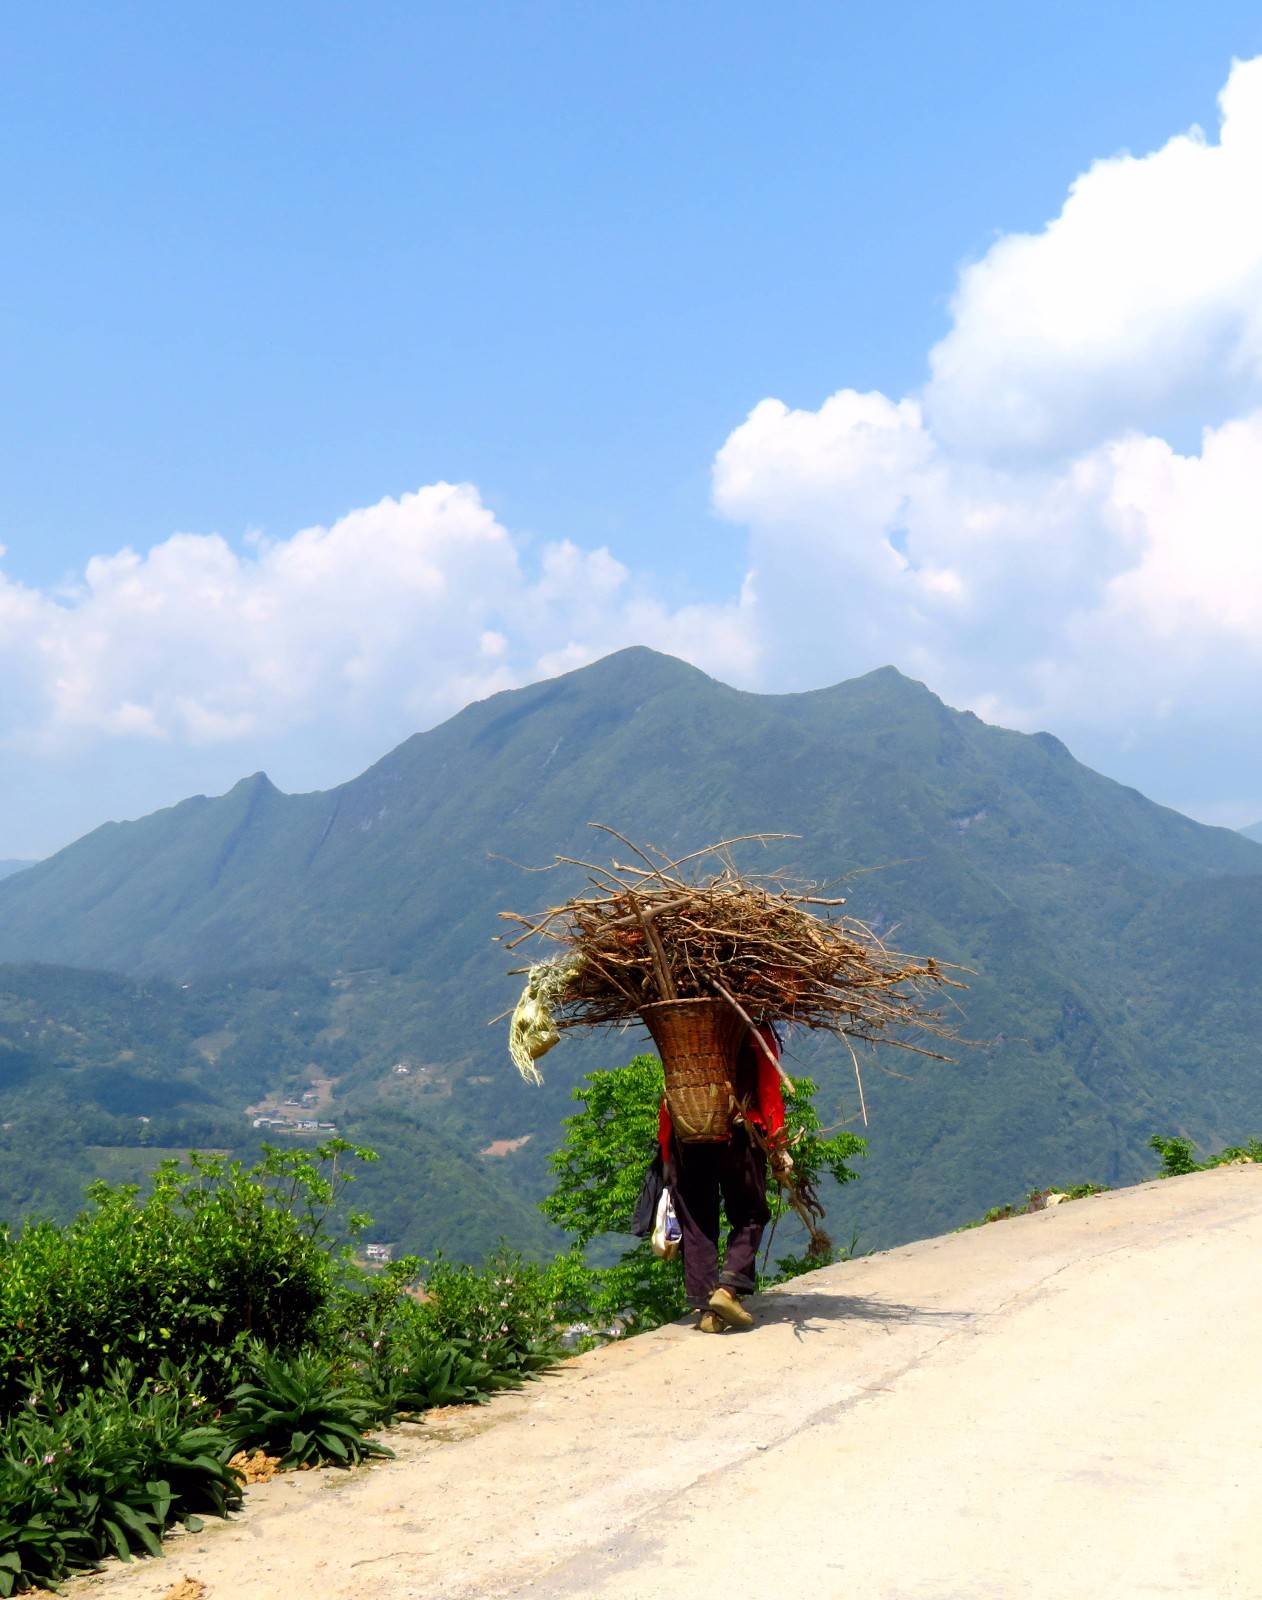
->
xmin=498 ymin=827 xmax=962 ymax=1085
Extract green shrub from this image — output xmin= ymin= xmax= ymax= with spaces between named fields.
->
xmin=0 ymin=1139 xmax=578 ymax=1583
xmin=417 ymin=1247 xmax=567 ymax=1377
xmin=324 ymin=1248 xmax=569 ymax=1424
xmin=1150 ymin=1133 xmax=1262 ymax=1177
xmin=0 ymin=1361 xmax=238 ymax=1592
xmin=364 ymin=1320 xmax=509 ymax=1421
xmin=388 ymin=1340 xmax=501 ymax=1412
xmin=1208 ymin=1138 xmax=1262 ymax=1167
xmin=0 ymin=1143 xmax=376 ymax=1409
xmin=227 ymin=1347 xmax=392 ymax=1469
xmin=956 ymin=1181 xmax=1111 ymax=1229
xmin=1149 ymin=1134 xmax=1200 ymax=1177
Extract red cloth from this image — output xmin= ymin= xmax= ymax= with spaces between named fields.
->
xmin=658 ymin=1023 xmax=786 ymax=1162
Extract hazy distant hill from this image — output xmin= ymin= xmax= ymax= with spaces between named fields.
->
xmin=0 ymin=861 xmax=32 ymax=881
xmin=0 ymin=960 xmax=553 ymax=1258
xmin=3 ymin=648 xmax=1261 ymax=1255
xmin=1242 ymin=822 xmax=1262 ymax=844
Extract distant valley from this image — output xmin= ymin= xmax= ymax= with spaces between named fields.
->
xmin=3 ymin=647 xmax=1261 ymax=1258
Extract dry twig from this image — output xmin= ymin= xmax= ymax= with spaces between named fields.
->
xmin=497 ymin=826 xmax=963 ymax=1067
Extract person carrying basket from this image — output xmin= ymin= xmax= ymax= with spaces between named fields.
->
xmin=657 ymin=1020 xmax=793 ymax=1332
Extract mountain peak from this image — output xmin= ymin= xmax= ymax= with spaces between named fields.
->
xmin=859 ymin=664 xmax=923 ymax=685
xmin=560 ymin=646 xmax=715 ymax=691
xmin=554 ymin=651 xmax=942 ymax=714
xmin=228 ymin=771 xmax=280 ymax=797
xmin=848 ymin=664 xmax=938 ymax=698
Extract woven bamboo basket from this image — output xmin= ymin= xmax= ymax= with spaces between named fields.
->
xmin=640 ymin=998 xmax=746 ymax=1142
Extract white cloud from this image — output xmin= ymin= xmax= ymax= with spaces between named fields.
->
xmin=0 ymin=483 xmax=753 ymax=776
xmin=1101 ymin=417 xmax=1262 ymax=641
xmin=926 ymin=56 xmax=1262 ymax=458
xmin=709 ymin=54 xmax=1262 ymax=819
xmin=714 ymin=392 xmax=932 ymax=557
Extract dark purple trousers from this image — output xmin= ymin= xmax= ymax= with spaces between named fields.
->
xmin=670 ymin=1126 xmax=770 ymax=1308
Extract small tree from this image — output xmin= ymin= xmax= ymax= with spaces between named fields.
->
xmin=541 ymin=1053 xmax=866 ymax=1331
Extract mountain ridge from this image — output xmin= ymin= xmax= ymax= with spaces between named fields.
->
xmin=2 ymin=647 xmax=1261 ymax=1256
xmin=2 ymin=647 xmax=1254 ymax=975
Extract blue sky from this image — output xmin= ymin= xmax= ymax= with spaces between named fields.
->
xmin=4 ymin=3 xmax=1262 ymax=856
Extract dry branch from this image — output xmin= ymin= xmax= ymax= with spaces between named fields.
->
xmin=497 ymin=826 xmax=964 ymax=1066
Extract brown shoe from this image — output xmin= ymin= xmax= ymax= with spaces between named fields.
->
xmin=709 ymin=1286 xmax=755 ymax=1330
xmin=696 ymin=1310 xmax=726 ymax=1334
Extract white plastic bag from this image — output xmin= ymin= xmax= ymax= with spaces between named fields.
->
xmin=651 ymin=1188 xmax=682 ymax=1260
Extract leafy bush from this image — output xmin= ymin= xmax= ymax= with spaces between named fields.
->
xmin=0 ymin=1138 xmax=582 ymax=1584
xmin=324 ymin=1245 xmax=572 ymax=1426
xmin=0 ymin=1143 xmax=393 ymax=1579
xmin=1150 ymin=1133 xmax=1262 ymax=1178
xmin=1149 ymin=1134 xmax=1200 ymax=1178
xmin=1207 ymin=1138 xmax=1262 ymax=1166
xmin=0 ymin=1361 xmax=238 ymax=1593
xmin=0 ymin=1142 xmax=376 ymax=1409
xmin=360 ymin=1314 xmax=511 ymax=1421
xmin=387 ymin=1340 xmax=502 ymax=1413
xmin=417 ymin=1248 xmax=568 ymax=1378
xmin=226 ymin=1348 xmax=392 ymax=1469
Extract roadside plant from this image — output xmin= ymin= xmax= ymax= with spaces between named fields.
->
xmin=227 ymin=1347 xmax=392 ymax=1469
xmin=1150 ymin=1132 xmax=1262 ymax=1178
xmin=418 ymin=1247 xmax=569 ymax=1377
xmin=0 ymin=1141 xmax=378 ymax=1409
xmin=1149 ymin=1134 xmax=1200 ymax=1178
xmin=0 ymin=1139 xmax=580 ymax=1580
xmin=956 ymin=1181 xmax=1111 ymax=1230
xmin=0 ymin=1361 xmax=239 ymax=1593
xmin=366 ymin=1323 xmax=509 ymax=1420
xmin=332 ymin=1248 xmax=573 ymax=1422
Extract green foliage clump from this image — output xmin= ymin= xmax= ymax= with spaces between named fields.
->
xmin=336 ymin=1247 xmax=577 ymax=1423
xmin=1149 ymin=1133 xmax=1262 ymax=1178
xmin=0 ymin=1360 xmax=239 ymax=1593
xmin=0 ymin=1142 xmax=572 ymax=1588
xmin=226 ymin=1348 xmax=391 ymax=1469
xmin=541 ymin=1053 xmax=866 ymax=1331
xmin=541 ymin=1056 xmax=684 ymax=1330
xmin=957 ymin=1127 xmax=1262 ymax=1234
xmin=374 ymin=1331 xmax=504 ymax=1417
xmin=414 ymin=1249 xmax=573 ymax=1375
xmin=0 ymin=1142 xmax=377 ymax=1411
xmin=1149 ymin=1134 xmax=1200 ymax=1177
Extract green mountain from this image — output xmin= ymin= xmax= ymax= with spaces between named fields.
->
xmin=0 ymin=861 xmax=32 ymax=881
xmin=3 ymin=647 xmax=1261 ymax=1254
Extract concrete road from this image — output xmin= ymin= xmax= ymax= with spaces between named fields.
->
xmin=85 ymin=1166 xmax=1262 ymax=1600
